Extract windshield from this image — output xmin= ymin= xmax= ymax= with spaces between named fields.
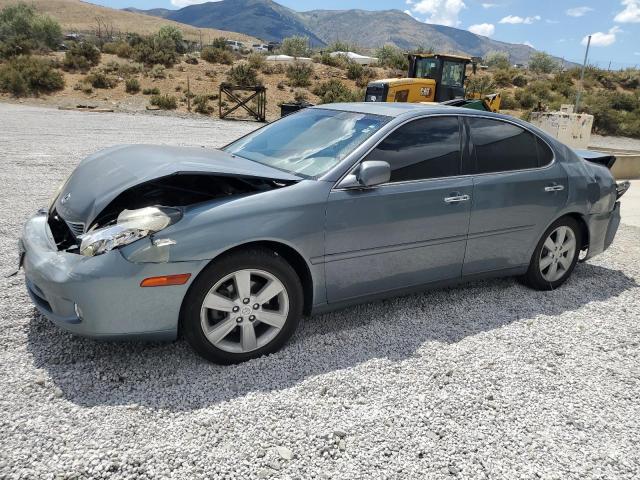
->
xmin=224 ymin=108 xmax=390 ymax=177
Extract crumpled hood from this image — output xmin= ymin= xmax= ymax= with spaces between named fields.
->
xmin=53 ymin=144 xmax=301 ymax=226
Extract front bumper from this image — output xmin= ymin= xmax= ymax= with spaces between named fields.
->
xmin=21 ymin=212 xmax=207 ymax=340
xmin=584 ymin=201 xmax=621 ymax=260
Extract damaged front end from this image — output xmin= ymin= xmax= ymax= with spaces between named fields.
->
xmin=48 ymin=172 xmax=296 ymax=259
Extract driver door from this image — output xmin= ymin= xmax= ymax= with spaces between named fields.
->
xmin=324 ymin=116 xmax=473 ymax=303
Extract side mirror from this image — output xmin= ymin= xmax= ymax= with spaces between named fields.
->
xmin=339 ymin=160 xmax=391 ymax=189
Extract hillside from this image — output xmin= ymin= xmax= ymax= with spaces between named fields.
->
xmin=131 ymin=0 xmax=325 ymax=47
xmin=0 ymin=0 xmax=257 ymax=44
xmin=131 ymin=0 xmax=563 ymax=64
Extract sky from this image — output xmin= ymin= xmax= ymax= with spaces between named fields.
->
xmin=91 ymin=0 xmax=640 ymax=68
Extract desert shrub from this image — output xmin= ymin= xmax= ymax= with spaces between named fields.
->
xmin=101 ymin=41 xmax=119 ymax=54
xmin=247 ymin=52 xmax=266 ymax=71
xmin=155 ymin=25 xmax=186 ymax=54
xmin=346 ymin=61 xmax=375 ymax=87
xmin=293 ymin=89 xmax=308 ymax=103
xmin=133 ymin=30 xmax=180 ymax=67
xmin=608 ymin=91 xmax=640 ymax=112
xmin=511 ymin=73 xmax=528 ymax=87
xmin=312 ymin=79 xmax=361 ymax=103
xmin=101 ymin=60 xmax=142 ymax=78
xmin=484 ymin=51 xmax=510 ymax=70
xmin=499 ymin=92 xmax=517 ymax=109
xmin=63 ymin=42 xmax=101 ymax=71
xmin=550 ymin=71 xmax=574 ymax=98
xmin=262 ymin=63 xmax=285 ymax=75
xmin=280 ymin=36 xmax=309 ymax=57
xmin=125 ymin=77 xmax=140 ymax=93
xmin=493 ymin=69 xmax=512 ymax=87
xmin=526 ymin=80 xmax=554 ymax=101
xmin=102 ymin=41 xmax=132 ymax=59
xmin=0 ymin=55 xmax=64 ymax=96
xmin=0 ymin=3 xmax=62 ymax=58
xmin=86 ymin=70 xmax=117 ymax=89
xmin=200 ymin=46 xmax=233 ymax=64
xmin=375 ymin=45 xmax=408 ymax=70
xmin=318 ymin=51 xmax=347 ymax=68
xmin=226 ymin=63 xmax=259 ymax=86
xmin=325 ymin=41 xmax=352 ymax=53
xmin=529 ymin=52 xmax=558 ymax=74
xmin=211 ymin=37 xmax=228 ymax=49
xmin=142 ymin=87 xmax=160 ymax=95
xmin=617 ymin=69 xmax=640 ymax=90
xmin=150 ymin=93 xmax=177 ymax=109
xmin=466 ymin=75 xmax=495 ymax=96
xmin=149 ymin=64 xmax=166 ymax=79
xmin=193 ymin=94 xmax=212 ymax=114
xmin=286 ymin=61 xmax=313 ymax=87
xmin=515 ymin=89 xmax=536 ymax=109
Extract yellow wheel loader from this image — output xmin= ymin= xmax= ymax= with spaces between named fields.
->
xmin=364 ymin=53 xmax=501 ymax=112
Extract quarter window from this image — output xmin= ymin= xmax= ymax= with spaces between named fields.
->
xmin=367 ymin=116 xmax=461 ymax=182
xmin=468 ymin=118 xmax=540 ymax=173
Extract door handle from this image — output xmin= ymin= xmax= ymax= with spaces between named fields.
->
xmin=544 ymin=184 xmax=565 ymax=192
xmin=444 ymin=194 xmax=470 ymax=204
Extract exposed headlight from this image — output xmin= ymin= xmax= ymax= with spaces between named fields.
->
xmin=79 ymin=206 xmax=181 ymax=257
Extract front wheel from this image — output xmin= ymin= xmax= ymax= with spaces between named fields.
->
xmin=182 ymin=248 xmax=303 ymax=364
xmin=522 ymin=217 xmax=582 ymax=290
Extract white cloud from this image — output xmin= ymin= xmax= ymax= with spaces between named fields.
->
xmin=499 ymin=15 xmax=541 ymax=24
xmin=582 ymin=26 xmax=622 ymax=47
xmin=522 ymin=40 xmax=534 ymax=48
xmin=614 ymin=0 xmax=640 ymax=23
xmin=481 ymin=3 xmax=498 ymax=8
xmin=566 ymin=6 xmax=594 ymax=17
xmin=170 ymin=0 xmax=219 ymax=7
xmin=405 ymin=0 xmax=466 ymax=27
xmin=468 ymin=23 xmax=495 ymax=36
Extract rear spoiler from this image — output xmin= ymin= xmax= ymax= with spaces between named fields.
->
xmin=573 ymin=149 xmax=616 ymax=169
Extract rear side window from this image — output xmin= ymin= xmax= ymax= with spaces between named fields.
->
xmin=367 ymin=116 xmax=461 ymax=182
xmin=537 ymin=137 xmax=554 ymax=166
xmin=468 ymin=118 xmax=540 ymax=173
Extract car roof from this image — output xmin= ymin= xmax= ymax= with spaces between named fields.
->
xmin=314 ymin=102 xmax=504 ymax=120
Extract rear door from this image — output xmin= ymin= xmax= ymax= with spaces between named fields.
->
xmin=324 ymin=116 xmax=473 ymax=302
xmin=462 ymin=117 xmax=567 ymax=275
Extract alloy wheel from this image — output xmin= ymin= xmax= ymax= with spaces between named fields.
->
xmin=200 ymin=269 xmax=289 ymax=354
xmin=539 ymin=226 xmax=577 ymax=282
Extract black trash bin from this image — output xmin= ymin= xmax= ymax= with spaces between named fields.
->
xmin=280 ymin=102 xmax=313 ymax=118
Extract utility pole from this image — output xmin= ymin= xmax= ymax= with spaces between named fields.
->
xmin=575 ymin=35 xmax=591 ymax=113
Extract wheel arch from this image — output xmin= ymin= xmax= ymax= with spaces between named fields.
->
xmin=564 ymin=212 xmax=590 ymax=251
xmin=179 ymin=240 xmax=314 ymax=338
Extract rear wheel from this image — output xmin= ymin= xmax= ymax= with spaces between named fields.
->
xmin=522 ymin=217 xmax=582 ymax=290
xmin=182 ymin=248 xmax=303 ymax=364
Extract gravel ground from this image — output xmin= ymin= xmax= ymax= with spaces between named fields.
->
xmin=1 ymin=103 xmax=639 ymax=480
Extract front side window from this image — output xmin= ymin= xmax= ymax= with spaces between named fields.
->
xmin=468 ymin=118 xmax=539 ymax=173
xmin=224 ymin=109 xmax=390 ymax=178
xmin=441 ymin=61 xmax=465 ymax=87
xmin=415 ymin=58 xmax=439 ymax=79
xmin=366 ymin=116 xmax=461 ymax=182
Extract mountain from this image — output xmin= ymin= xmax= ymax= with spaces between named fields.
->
xmin=127 ymin=0 xmax=558 ymax=64
xmin=0 ymin=0 xmax=257 ymax=44
xmin=130 ymin=0 xmax=325 ymax=47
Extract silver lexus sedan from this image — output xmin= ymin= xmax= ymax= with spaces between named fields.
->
xmin=20 ymin=103 xmax=629 ymax=364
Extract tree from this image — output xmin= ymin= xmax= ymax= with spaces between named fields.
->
xmin=375 ymin=45 xmax=408 ymax=70
xmin=529 ymin=51 xmax=558 ymax=74
xmin=156 ymin=25 xmax=186 ymax=54
xmin=280 ymin=36 xmax=309 ymax=57
xmin=484 ymin=51 xmax=510 ymax=70
xmin=0 ymin=3 xmax=61 ymax=58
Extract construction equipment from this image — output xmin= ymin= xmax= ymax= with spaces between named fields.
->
xmin=364 ymin=53 xmax=501 ymax=112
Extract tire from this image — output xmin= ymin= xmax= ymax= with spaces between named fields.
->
xmin=181 ymin=248 xmax=303 ymax=364
xmin=521 ymin=216 xmax=582 ymax=291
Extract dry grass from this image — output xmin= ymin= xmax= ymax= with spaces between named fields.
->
xmin=0 ymin=0 xmax=258 ymax=43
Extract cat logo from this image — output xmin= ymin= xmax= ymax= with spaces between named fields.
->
xmin=420 ymin=87 xmax=432 ymax=97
